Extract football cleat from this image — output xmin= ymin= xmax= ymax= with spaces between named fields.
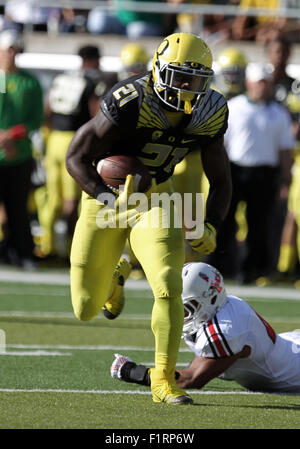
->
xmin=110 ymin=353 xmax=133 ymax=379
xmin=150 ymin=371 xmax=193 ymax=405
xmin=102 ymin=258 xmax=131 ymax=320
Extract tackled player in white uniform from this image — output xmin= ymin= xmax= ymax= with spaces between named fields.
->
xmin=111 ymin=262 xmax=300 ymax=393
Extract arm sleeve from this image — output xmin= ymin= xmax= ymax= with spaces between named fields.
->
xmin=120 ymin=362 xmax=151 ymax=386
xmin=197 ymin=317 xmax=245 ymax=358
xmin=100 ymin=81 xmax=139 ymax=130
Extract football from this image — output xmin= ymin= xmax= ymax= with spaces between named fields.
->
xmin=96 ymin=155 xmax=152 ymax=193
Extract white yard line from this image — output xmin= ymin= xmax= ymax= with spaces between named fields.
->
xmin=0 ymin=350 xmax=71 ymax=356
xmin=0 ymin=388 xmax=264 ymax=395
xmin=4 ymin=344 xmax=158 ymax=351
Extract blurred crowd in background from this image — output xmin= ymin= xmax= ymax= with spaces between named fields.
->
xmin=1 ymin=0 xmax=300 ymax=44
xmin=0 ymin=0 xmax=300 ymax=288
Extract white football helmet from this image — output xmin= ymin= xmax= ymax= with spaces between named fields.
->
xmin=181 ymin=262 xmax=227 ymax=337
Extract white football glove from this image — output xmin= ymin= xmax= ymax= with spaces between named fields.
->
xmin=110 ymin=353 xmax=133 ymax=380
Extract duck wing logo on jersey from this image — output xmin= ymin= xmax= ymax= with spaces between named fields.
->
xmin=136 ymin=75 xmax=170 ymax=130
xmin=185 ymin=89 xmax=228 ymax=137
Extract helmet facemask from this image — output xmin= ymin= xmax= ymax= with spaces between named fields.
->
xmin=221 ymin=66 xmax=246 ymax=95
xmin=154 ymin=60 xmax=213 ymax=114
xmin=181 ymin=262 xmax=227 ymax=338
xmin=216 ymin=48 xmax=247 ymax=97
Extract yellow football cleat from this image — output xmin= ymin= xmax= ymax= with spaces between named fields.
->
xmin=150 ymin=370 xmax=193 ymax=405
xmin=102 ymin=258 xmax=131 ymax=320
xmin=151 ymin=381 xmax=193 ymax=405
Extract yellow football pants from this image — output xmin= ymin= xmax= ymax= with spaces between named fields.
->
xmin=172 ymin=151 xmax=209 ymax=263
xmin=39 ymin=130 xmax=81 ymax=256
xmin=70 ymin=180 xmax=185 ymax=377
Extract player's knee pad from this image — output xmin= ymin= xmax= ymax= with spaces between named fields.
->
xmin=152 ymin=265 xmax=183 ymax=300
xmin=72 ymin=295 xmax=101 ymax=321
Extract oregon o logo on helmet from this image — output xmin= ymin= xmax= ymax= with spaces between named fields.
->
xmin=0 ymin=69 xmax=6 ymax=93
xmin=95 ymin=189 xmax=204 ymax=239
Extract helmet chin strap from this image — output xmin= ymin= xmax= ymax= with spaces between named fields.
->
xmin=180 ymin=91 xmax=194 ymax=114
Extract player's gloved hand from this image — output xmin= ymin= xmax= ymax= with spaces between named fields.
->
xmin=188 ymin=222 xmax=217 ymax=254
xmin=114 ymin=174 xmax=135 ymax=208
xmin=114 ymin=175 xmax=157 ymax=205
xmin=110 ymin=353 xmax=133 ymax=380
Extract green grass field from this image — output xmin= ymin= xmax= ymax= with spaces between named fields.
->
xmin=1 ymin=270 xmax=300 ymax=430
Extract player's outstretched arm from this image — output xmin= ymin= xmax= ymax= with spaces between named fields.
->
xmin=66 ymin=111 xmax=120 ymax=198
xmin=111 ymin=354 xmax=151 ymax=386
xmin=188 ymin=137 xmax=232 ymax=254
xmin=201 ymin=137 xmax=232 ymax=231
xmin=176 ymin=346 xmax=251 ymax=389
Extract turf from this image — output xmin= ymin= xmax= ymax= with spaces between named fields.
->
xmin=0 ymin=278 xmax=300 ymax=430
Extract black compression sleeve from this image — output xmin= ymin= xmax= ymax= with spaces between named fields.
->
xmin=120 ymin=362 xmax=151 ymax=386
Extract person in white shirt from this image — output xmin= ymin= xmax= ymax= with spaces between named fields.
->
xmin=208 ymin=63 xmax=295 ymax=284
xmin=111 ymin=262 xmax=300 ymax=393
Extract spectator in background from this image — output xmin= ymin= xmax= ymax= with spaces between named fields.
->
xmin=264 ymin=37 xmax=298 ymax=277
xmin=210 ymin=63 xmax=294 ymax=284
xmin=4 ymin=0 xmax=59 ymax=32
xmin=38 ymin=45 xmax=117 ymax=260
xmin=87 ymin=0 xmax=170 ymax=38
xmin=231 ymin=0 xmax=287 ymax=44
xmin=266 ymin=37 xmax=295 ymax=105
xmin=59 ymin=8 xmax=76 ymax=33
xmin=0 ymin=30 xmax=43 ymax=268
xmin=265 ymin=38 xmax=300 ymax=284
xmin=175 ymin=0 xmax=236 ymax=43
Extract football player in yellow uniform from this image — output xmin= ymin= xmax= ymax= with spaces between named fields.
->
xmin=119 ymin=42 xmax=149 ymax=80
xmin=214 ymin=47 xmax=247 ymax=100
xmin=66 ymin=33 xmax=232 ymax=404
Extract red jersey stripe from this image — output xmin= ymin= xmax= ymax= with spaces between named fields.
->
xmin=207 ymin=320 xmax=228 ymax=357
